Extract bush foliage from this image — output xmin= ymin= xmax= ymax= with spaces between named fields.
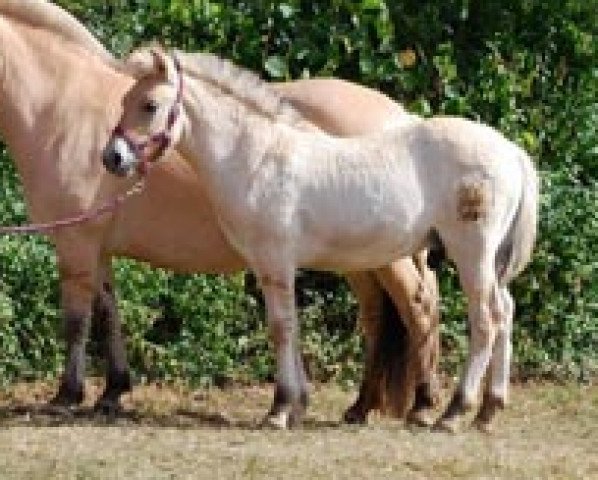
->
xmin=0 ymin=0 xmax=596 ymax=385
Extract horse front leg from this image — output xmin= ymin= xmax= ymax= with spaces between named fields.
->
xmin=258 ymin=268 xmax=306 ymax=429
xmin=50 ymin=249 xmax=98 ymax=408
xmin=92 ymin=260 xmax=132 ymax=414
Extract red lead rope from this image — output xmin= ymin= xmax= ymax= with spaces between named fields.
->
xmin=0 ymin=178 xmax=146 ymax=235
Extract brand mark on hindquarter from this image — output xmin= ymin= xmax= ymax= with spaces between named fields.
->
xmin=457 ymin=179 xmax=490 ymax=221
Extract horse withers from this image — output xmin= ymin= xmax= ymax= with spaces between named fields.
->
xmin=0 ymin=0 xmax=439 ymax=424
xmin=104 ymin=48 xmax=538 ymax=431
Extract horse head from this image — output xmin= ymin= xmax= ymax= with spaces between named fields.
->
xmin=103 ymin=47 xmax=185 ymax=177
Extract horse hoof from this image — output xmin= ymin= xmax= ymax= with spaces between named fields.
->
xmin=432 ymin=416 xmax=461 ymax=434
xmin=93 ymin=397 xmax=122 ymax=417
xmin=406 ymin=407 xmax=436 ymax=428
xmin=472 ymin=417 xmax=495 ymax=434
xmin=261 ymin=410 xmax=292 ymax=430
xmin=41 ymin=402 xmax=76 ymax=417
xmin=49 ymin=385 xmax=84 ymax=407
xmin=342 ymin=407 xmax=367 ymax=425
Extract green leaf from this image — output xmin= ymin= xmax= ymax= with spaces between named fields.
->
xmin=264 ymin=55 xmax=287 ymax=79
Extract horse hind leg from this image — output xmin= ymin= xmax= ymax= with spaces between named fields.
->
xmin=376 ymin=259 xmax=440 ymax=426
xmin=343 ymin=272 xmax=386 ymax=424
xmin=474 ymin=286 xmax=514 ymax=432
xmin=435 ymin=240 xmax=499 ymax=433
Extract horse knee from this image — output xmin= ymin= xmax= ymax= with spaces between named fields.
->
xmin=267 ymin=317 xmax=292 ymax=348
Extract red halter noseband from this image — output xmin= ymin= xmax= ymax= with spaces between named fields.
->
xmin=114 ymin=54 xmax=184 ymax=176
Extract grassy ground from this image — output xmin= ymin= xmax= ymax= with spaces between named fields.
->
xmin=0 ymin=380 xmax=596 ymax=479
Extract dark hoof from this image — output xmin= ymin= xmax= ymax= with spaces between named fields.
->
xmin=40 ymin=402 xmax=77 ymax=417
xmin=472 ymin=393 xmax=505 ymax=433
xmin=343 ymin=405 xmax=368 ymax=425
xmin=106 ymin=370 xmax=133 ymax=396
xmin=93 ymin=396 xmax=123 ymax=417
xmin=432 ymin=391 xmax=472 ymax=433
xmin=50 ymin=383 xmax=84 ymax=407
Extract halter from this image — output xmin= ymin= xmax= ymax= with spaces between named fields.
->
xmin=113 ymin=54 xmax=184 ymax=176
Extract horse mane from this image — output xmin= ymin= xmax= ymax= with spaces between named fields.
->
xmin=177 ymin=51 xmax=302 ymax=124
xmin=0 ymin=0 xmax=117 ymax=66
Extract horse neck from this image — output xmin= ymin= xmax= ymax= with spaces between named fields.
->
xmin=0 ymin=18 xmax=127 ymax=217
xmin=0 ymin=21 xmax=72 ymax=169
xmin=178 ymin=77 xmax=273 ymax=185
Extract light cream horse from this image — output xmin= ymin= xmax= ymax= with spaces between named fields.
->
xmin=0 ymin=0 xmax=439 ymax=423
xmin=105 ymin=48 xmax=538 ymax=432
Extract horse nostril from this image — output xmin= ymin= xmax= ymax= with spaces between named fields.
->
xmin=103 ymin=149 xmax=122 ymax=171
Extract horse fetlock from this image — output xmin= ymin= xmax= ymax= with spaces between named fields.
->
xmin=94 ymin=370 xmax=131 ymax=416
xmin=51 ymin=379 xmax=85 ymax=406
xmin=64 ymin=313 xmax=91 ymax=342
xmin=408 ymin=380 xmax=440 ymax=428
xmin=263 ymin=402 xmax=305 ymax=429
xmin=413 ymin=381 xmax=439 ymax=410
xmin=264 ymin=384 xmax=307 ymax=428
xmin=473 ymin=392 xmax=506 ymax=433
xmin=434 ymin=390 xmax=475 ymax=433
xmin=107 ymin=368 xmax=133 ymax=395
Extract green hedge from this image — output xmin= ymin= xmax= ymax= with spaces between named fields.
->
xmin=0 ymin=0 xmax=596 ymax=385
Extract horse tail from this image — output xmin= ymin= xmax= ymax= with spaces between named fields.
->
xmin=496 ymin=149 xmax=539 ymax=284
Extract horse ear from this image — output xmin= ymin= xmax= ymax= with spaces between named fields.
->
xmin=149 ymin=48 xmax=169 ymax=77
xmin=124 ymin=47 xmax=170 ymax=80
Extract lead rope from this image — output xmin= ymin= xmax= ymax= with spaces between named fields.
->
xmin=0 ymin=177 xmax=146 ymax=235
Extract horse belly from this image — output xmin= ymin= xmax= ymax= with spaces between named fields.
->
xmin=298 ymin=198 xmax=426 ymax=271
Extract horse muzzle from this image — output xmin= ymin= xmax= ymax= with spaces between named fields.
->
xmin=102 ymin=137 xmax=139 ymax=177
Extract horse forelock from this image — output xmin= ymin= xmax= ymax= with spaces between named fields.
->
xmin=177 ymin=51 xmax=302 ymax=124
xmin=0 ymin=0 xmax=115 ymax=64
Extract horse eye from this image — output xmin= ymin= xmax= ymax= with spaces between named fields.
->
xmin=143 ymin=101 xmax=159 ymax=114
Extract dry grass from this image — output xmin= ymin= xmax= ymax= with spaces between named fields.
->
xmin=0 ymin=380 xmax=596 ymax=479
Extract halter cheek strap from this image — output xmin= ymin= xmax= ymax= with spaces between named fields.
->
xmin=113 ymin=54 xmax=184 ymax=176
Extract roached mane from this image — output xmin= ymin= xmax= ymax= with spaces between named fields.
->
xmin=177 ymin=51 xmax=303 ymax=124
xmin=0 ymin=0 xmax=117 ymax=66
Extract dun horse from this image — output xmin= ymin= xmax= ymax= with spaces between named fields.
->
xmin=104 ymin=48 xmax=538 ymax=431
xmin=0 ymin=0 xmax=440 ymax=424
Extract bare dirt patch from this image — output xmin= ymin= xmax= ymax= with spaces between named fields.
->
xmin=0 ymin=381 xmax=596 ymax=479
